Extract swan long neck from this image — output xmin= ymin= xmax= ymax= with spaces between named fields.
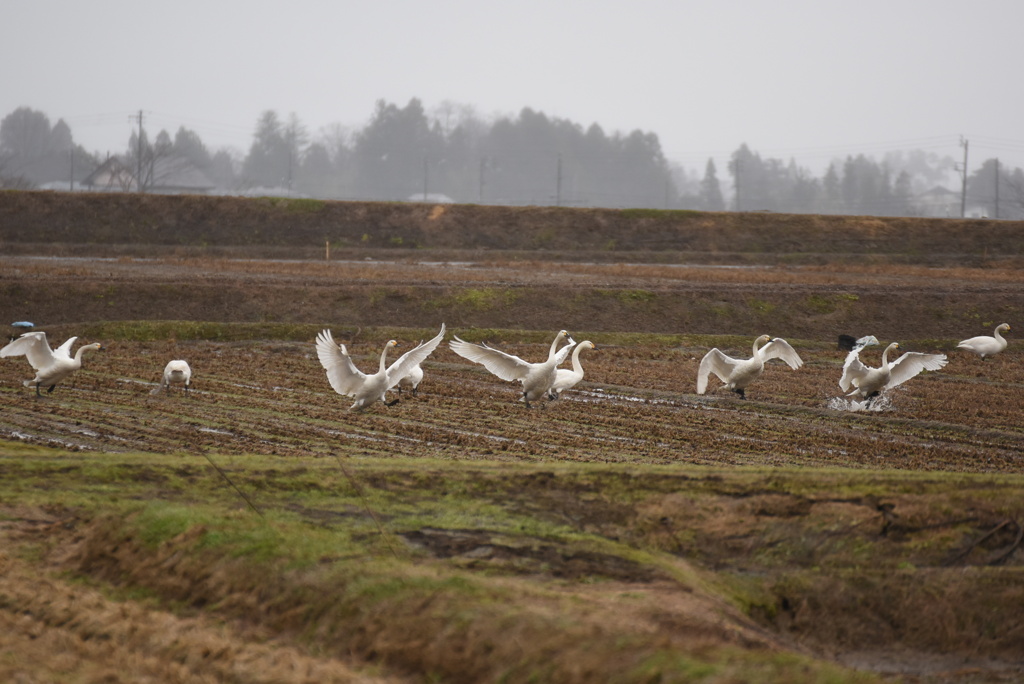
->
xmin=994 ymin=326 xmax=1006 ymax=343
xmin=881 ymin=343 xmax=897 ymax=367
xmin=74 ymin=344 xmax=95 ymax=363
xmin=571 ymin=344 xmax=584 ymax=373
xmin=548 ymin=333 xmax=563 ymax=360
xmin=378 ymin=344 xmax=391 ymax=372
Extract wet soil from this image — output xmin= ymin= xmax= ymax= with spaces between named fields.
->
xmin=1 ymin=222 xmax=1023 ymax=682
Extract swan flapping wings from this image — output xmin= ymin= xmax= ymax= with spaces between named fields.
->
xmin=449 ymin=330 xmax=574 ymax=406
xmin=1 ymin=331 xmax=103 ymax=395
xmin=840 ymin=341 xmax=947 ymax=398
xmin=697 ymin=335 xmax=803 ymax=397
xmin=316 ymin=323 xmax=445 ymax=409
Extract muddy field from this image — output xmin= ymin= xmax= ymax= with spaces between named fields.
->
xmin=1 ymin=253 xmax=1022 ymax=470
xmin=1 ymin=194 xmax=1023 ymax=683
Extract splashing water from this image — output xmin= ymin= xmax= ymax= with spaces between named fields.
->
xmin=827 ymin=393 xmax=895 ymax=412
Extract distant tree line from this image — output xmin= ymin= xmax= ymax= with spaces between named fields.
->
xmin=2 ymin=103 xmax=1023 ymax=218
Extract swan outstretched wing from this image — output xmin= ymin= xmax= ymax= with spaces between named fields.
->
xmin=552 ymin=340 xmax=575 ymax=366
xmin=839 ymin=347 xmax=871 ymax=392
xmin=758 ymin=338 xmax=804 ymax=369
xmin=885 ymin=352 xmax=947 ymax=390
xmin=316 ymin=329 xmax=369 ymax=396
xmin=697 ymin=348 xmax=740 ymax=394
xmin=449 ymin=336 xmax=532 ymax=382
xmin=0 ymin=331 xmax=61 ymax=370
xmin=386 ymin=323 xmax=446 ymax=389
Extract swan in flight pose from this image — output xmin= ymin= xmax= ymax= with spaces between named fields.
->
xmin=316 ymin=324 xmax=445 ymax=411
xmin=394 ymin=334 xmax=436 ymax=396
xmin=697 ymin=335 xmax=803 ymax=398
xmin=549 ymin=340 xmax=597 ymax=399
xmin=449 ymin=330 xmax=575 ymax=407
xmin=0 ymin=332 xmax=103 ymax=396
xmin=153 ymin=359 xmax=192 ymax=395
xmin=839 ymin=341 xmax=947 ymax=406
xmin=957 ymin=323 xmax=1011 ymax=360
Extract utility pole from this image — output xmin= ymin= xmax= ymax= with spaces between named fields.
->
xmin=555 ymin=154 xmax=562 ymax=207
xmin=422 ymin=156 xmax=429 ymax=201
xmin=994 ymin=158 xmax=1000 ymax=219
xmin=959 ymin=136 xmax=968 ymax=218
xmin=134 ymin=110 xmax=144 ymax=193
xmin=69 ymin=148 xmax=74 ymax=192
xmin=734 ymin=158 xmax=742 ymax=212
xmin=478 ymin=156 xmax=486 ymax=202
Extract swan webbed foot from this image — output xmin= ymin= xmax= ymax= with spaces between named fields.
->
xmin=386 ymin=398 xmax=400 ymax=407
xmin=732 ymin=388 xmax=746 ymax=399
xmin=47 ymin=385 xmax=56 ymax=394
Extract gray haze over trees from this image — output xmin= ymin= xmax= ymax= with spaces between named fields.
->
xmin=2 ymin=102 xmax=1023 ymax=219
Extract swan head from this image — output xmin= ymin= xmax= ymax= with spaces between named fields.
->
xmin=387 ymin=340 xmax=399 ymax=349
xmin=755 ymin=334 xmax=771 ymax=345
xmin=557 ymin=330 xmax=570 ymax=340
xmin=997 ymin=323 xmax=1011 ymax=334
xmin=583 ymin=340 xmax=597 ymax=350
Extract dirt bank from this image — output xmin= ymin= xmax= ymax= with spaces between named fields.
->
xmin=2 ymin=190 xmax=1023 ymax=265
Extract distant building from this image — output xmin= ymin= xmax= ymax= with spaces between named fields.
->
xmin=914 ymin=185 xmax=959 ymax=218
xmin=407 ymin=192 xmax=454 ymax=203
xmin=82 ymin=155 xmax=215 ymax=194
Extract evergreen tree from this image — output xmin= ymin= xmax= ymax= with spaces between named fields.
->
xmin=699 ymin=158 xmax=725 ymax=210
xmin=353 ymin=98 xmax=440 ymax=200
xmin=242 ymin=110 xmax=289 ymax=188
xmin=174 ymin=126 xmax=211 ymax=169
xmin=821 ymin=164 xmax=842 ymax=214
xmin=892 ymin=171 xmax=914 ymax=216
xmin=0 ymin=107 xmax=51 ymax=159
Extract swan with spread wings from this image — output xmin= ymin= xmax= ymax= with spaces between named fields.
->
xmin=449 ymin=329 xmax=575 ymax=407
xmin=1 ymin=331 xmax=103 ymax=396
xmin=316 ymin=324 xmax=445 ymax=411
xmin=697 ymin=335 xmax=803 ymax=399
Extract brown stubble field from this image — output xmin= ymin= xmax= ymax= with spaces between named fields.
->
xmin=2 ymin=241 xmax=1024 ymax=682
xmin=1 ymin=253 xmax=1022 ymax=471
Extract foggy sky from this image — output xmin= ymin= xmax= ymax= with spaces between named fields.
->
xmin=4 ymin=0 xmax=1024 ymax=177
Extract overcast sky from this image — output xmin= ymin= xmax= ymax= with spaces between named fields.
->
xmin=4 ymin=0 xmax=1023 ymax=178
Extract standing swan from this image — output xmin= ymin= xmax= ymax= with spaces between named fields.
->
xmin=549 ymin=340 xmax=597 ymax=399
xmin=957 ymin=323 xmax=1011 ymax=360
xmin=697 ymin=335 xmax=803 ymax=398
xmin=839 ymin=342 xmax=947 ymax=406
xmin=316 ymin=324 xmax=445 ymax=411
xmin=449 ymin=330 xmax=575 ymax=407
xmin=0 ymin=332 xmax=103 ymax=396
xmin=154 ymin=360 xmax=192 ymax=395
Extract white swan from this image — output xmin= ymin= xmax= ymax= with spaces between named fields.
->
xmin=316 ymin=324 xmax=445 ymax=411
xmin=153 ymin=359 xmax=192 ymax=394
xmin=957 ymin=323 xmax=1011 ymax=360
xmin=449 ymin=330 xmax=575 ymax=407
xmin=396 ymin=364 xmax=424 ymax=395
xmin=839 ymin=341 xmax=947 ymax=406
xmin=697 ymin=334 xmax=803 ymax=398
xmin=549 ymin=340 xmax=597 ymax=399
xmin=0 ymin=331 xmax=103 ymax=396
